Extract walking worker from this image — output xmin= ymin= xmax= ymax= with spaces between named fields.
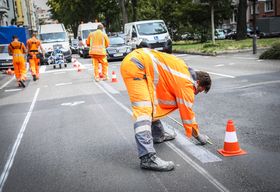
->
xmin=8 ymin=35 xmax=27 ymax=88
xmin=27 ymin=33 xmax=44 ymax=81
xmin=120 ymin=48 xmax=212 ymax=171
xmin=86 ymin=24 xmax=110 ymax=82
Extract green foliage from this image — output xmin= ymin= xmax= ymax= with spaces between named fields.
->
xmin=260 ymin=43 xmax=280 ymax=60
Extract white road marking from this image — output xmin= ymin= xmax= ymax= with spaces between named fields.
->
xmin=99 ymin=81 xmax=120 ymax=94
xmin=215 ymin=64 xmax=225 ymax=67
xmin=53 ymin=72 xmax=66 ymax=75
xmin=194 ymin=69 xmax=235 ymax=78
xmin=55 ymin=82 xmax=72 ymax=86
xmin=95 ymin=83 xmax=228 ymax=192
xmin=0 ymin=88 xmax=40 ymax=192
xmin=234 ymin=80 xmax=280 ymax=89
xmin=61 ymin=101 xmax=85 ymax=106
xmin=257 ymin=59 xmax=264 ymax=62
xmin=39 ymin=66 xmax=46 ymax=73
xmin=4 ymin=89 xmax=22 ymax=92
xmin=229 ymin=62 xmax=235 ymax=65
xmin=0 ymin=76 xmax=15 ymax=90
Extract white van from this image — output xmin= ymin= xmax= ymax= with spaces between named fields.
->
xmin=124 ymin=20 xmax=172 ymax=53
xmin=39 ymin=23 xmax=72 ymax=63
xmin=77 ymin=22 xmax=104 ymax=58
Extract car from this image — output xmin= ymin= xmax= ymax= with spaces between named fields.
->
xmin=106 ymin=36 xmax=132 ymax=61
xmin=0 ymin=44 xmax=13 ymax=70
xmin=215 ymin=29 xmax=226 ymax=40
xmin=225 ymin=30 xmax=237 ymax=39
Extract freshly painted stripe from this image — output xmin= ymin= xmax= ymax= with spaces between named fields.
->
xmin=234 ymin=80 xmax=280 ymax=89
xmin=0 ymin=88 xmax=40 ymax=192
xmin=167 ymin=142 xmax=229 ymax=192
xmin=53 ymin=72 xmax=66 ymax=75
xmin=55 ymin=82 xmax=72 ymax=86
xmin=99 ymin=81 xmax=120 ymax=94
xmin=224 ymin=132 xmax=238 ymax=143
xmin=95 ymin=81 xmax=227 ymax=191
xmin=215 ymin=64 xmax=225 ymax=67
xmin=195 ymin=69 xmax=235 ymax=78
xmin=0 ymin=76 xmax=15 ymax=90
xmin=4 ymin=89 xmax=22 ymax=92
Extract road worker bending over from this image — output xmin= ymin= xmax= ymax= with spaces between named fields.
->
xmin=27 ymin=33 xmax=44 ymax=81
xmin=121 ymin=48 xmax=212 ymax=171
xmin=8 ymin=35 xmax=27 ymax=88
xmin=86 ymin=24 xmax=110 ymax=82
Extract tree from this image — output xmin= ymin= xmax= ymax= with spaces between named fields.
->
xmin=236 ymin=0 xmax=247 ymax=40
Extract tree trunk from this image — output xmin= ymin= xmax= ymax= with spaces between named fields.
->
xmin=132 ymin=0 xmax=137 ymax=21
xmin=236 ymin=0 xmax=247 ymax=40
xmin=119 ymin=0 xmax=128 ymax=25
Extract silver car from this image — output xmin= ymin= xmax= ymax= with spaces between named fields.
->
xmin=0 ymin=44 xmax=13 ymax=70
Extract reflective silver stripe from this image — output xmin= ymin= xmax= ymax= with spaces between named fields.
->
xmin=176 ymin=97 xmax=193 ymax=108
xmin=182 ymin=117 xmax=196 ymax=125
xmin=135 ymin=125 xmax=151 ymax=134
xmin=131 ymin=57 xmax=144 ymax=70
xmin=136 ymin=115 xmax=152 ymax=122
xmin=143 ymin=48 xmax=194 ymax=84
xmin=132 ymin=101 xmax=152 ymax=107
xmin=158 ymin=99 xmax=177 ymax=106
xmin=13 ymin=54 xmax=25 ymax=57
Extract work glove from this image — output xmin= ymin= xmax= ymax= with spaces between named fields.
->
xmin=194 ymin=134 xmax=210 ymax=145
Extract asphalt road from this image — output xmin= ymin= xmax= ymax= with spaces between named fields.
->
xmin=0 ymin=51 xmax=279 ymax=192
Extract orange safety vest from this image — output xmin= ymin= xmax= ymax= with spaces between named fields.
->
xmin=86 ymin=29 xmax=109 ymax=56
xmin=125 ymin=48 xmax=198 ymax=137
xmin=8 ymin=41 xmax=26 ymax=56
xmin=27 ymin=37 xmax=41 ymax=53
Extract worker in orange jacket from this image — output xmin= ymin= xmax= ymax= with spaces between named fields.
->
xmin=8 ymin=35 xmax=27 ymax=88
xmin=121 ymin=48 xmax=212 ymax=171
xmin=86 ymin=24 xmax=110 ymax=82
xmin=27 ymin=33 xmax=44 ymax=81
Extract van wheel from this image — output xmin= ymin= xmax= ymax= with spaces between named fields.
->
xmin=64 ymin=64 xmax=67 ymax=67
xmin=59 ymin=64 xmax=62 ymax=69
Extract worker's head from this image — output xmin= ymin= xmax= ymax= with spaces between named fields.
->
xmin=195 ymin=71 xmax=211 ymax=95
xmin=97 ymin=24 xmax=104 ymax=30
xmin=32 ymin=32 xmax=37 ymax=37
xmin=12 ymin=35 xmax=18 ymax=40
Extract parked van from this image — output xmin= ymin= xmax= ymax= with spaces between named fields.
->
xmin=124 ymin=20 xmax=172 ymax=53
xmin=77 ymin=22 xmax=104 ymax=58
xmin=39 ymin=23 xmax=72 ymax=63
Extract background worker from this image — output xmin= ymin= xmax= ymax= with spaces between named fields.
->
xmin=86 ymin=24 xmax=110 ymax=82
xmin=8 ymin=35 xmax=27 ymax=88
xmin=27 ymin=33 xmax=45 ymax=81
xmin=120 ymin=48 xmax=212 ymax=171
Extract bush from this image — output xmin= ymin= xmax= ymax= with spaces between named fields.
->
xmin=259 ymin=43 xmax=280 ymax=59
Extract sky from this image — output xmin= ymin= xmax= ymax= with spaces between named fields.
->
xmin=34 ymin=0 xmax=49 ymax=10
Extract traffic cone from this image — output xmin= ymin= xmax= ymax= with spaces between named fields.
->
xmin=77 ymin=63 xmax=81 ymax=72
xmin=72 ymin=58 xmax=78 ymax=68
xmin=6 ymin=68 xmax=12 ymax=75
xmin=98 ymin=65 xmax=103 ymax=78
xmin=111 ymin=71 xmax=117 ymax=82
xmin=218 ymin=120 xmax=247 ymax=157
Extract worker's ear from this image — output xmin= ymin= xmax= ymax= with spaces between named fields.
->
xmin=196 ymin=80 xmax=200 ymax=86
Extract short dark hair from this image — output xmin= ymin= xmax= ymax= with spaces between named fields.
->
xmin=12 ymin=35 xmax=18 ymax=40
xmin=97 ymin=24 xmax=104 ymax=30
xmin=196 ymin=71 xmax=211 ymax=93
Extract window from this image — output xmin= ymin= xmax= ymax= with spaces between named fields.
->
xmin=250 ymin=3 xmax=259 ymax=14
xmin=265 ymin=0 xmax=273 ymax=12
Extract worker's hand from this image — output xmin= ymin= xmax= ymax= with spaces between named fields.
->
xmin=194 ymin=134 xmax=210 ymax=145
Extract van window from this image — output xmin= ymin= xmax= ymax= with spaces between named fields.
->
xmin=136 ymin=22 xmax=167 ymax=35
xmin=82 ymin=29 xmax=96 ymax=39
xmin=40 ymin=32 xmax=67 ymax=43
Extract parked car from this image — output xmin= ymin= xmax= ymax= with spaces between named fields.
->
xmin=225 ymin=30 xmax=237 ymax=39
xmin=215 ymin=29 xmax=226 ymax=40
xmin=70 ymin=39 xmax=79 ymax=54
xmin=106 ymin=36 xmax=132 ymax=61
xmin=0 ymin=44 xmax=13 ymax=70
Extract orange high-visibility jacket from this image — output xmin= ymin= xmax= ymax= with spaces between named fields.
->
xmin=8 ymin=41 xmax=26 ymax=56
xmin=27 ymin=37 xmax=41 ymax=53
xmin=86 ymin=29 xmax=109 ymax=56
xmin=125 ymin=48 xmax=199 ymax=137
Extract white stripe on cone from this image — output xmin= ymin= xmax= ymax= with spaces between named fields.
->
xmin=224 ymin=132 xmax=238 ymax=143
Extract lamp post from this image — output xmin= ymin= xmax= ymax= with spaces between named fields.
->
xmin=250 ymin=0 xmax=257 ymax=54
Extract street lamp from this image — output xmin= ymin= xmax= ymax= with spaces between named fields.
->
xmin=249 ymin=0 xmax=257 ymax=54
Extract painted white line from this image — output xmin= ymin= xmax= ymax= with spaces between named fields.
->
xmin=215 ymin=64 xmax=225 ymax=67
xmin=61 ymin=101 xmax=85 ymax=106
xmin=257 ymin=59 xmax=264 ymax=62
xmin=0 ymin=76 xmax=15 ymax=90
xmin=194 ymin=69 xmax=235 ymax=78
xmin=234 ymin=80 xmax=280 ymax=89
xmin=162 ymin=121 xmax=222 ymax=163
xmin=99 ymin=81 xmax=120 ymax=94
xmin=228 ymin=62 xmax=235 ymax=65
xmin=53 ymin=72 xmax=66 ymax=75
xmin=39 ymin=66 xmax=46 ymax=73
xmin=234 ymin=57 xmax=255 ymax=60
xmin=0 ymin=88 xmax=40 ymax=192
xmin=4 ymin=89 xmax=22 ymax=92
xmin=167 ymin=143 xmax=229 ymax=192
xmin=95 ymin=82 xmax=228 ymax=192
xmin=55 ymin=82 xmax=72 ymax=86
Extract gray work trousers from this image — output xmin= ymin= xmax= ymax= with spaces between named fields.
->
xmin=135 ymin=120 xmax=164 ymax=158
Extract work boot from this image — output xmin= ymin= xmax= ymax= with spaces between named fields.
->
xmin=153 ymin=132 xmax=176 ymax=144
xmin=18 ymin=80 xmax=25 ymax=88
xmin=95 ymin=77 xmax=100 ymax=82
xmin=140 ymin=153 xmax=175 ymax=171
xmin=32 ymin=74 xmax=37 ymax=81
xmin=194 ymin=134 xmax=210 ymax=145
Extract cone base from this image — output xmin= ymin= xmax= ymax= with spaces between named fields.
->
xmin=218 ymin=148 xmax=247 ymax=157
xmin=112 ymin=79 xmax=117 ymax=82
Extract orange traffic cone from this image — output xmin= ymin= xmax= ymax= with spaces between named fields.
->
xmin=6 ymin=68 xmax=12 ymax=75
xmin=218 ymin=120 xmax=247 ymax=157
xmin=72 ymin=58 xmax=77 ymax=68
xmin=111 ymin=71 xmax=117 ymax=82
